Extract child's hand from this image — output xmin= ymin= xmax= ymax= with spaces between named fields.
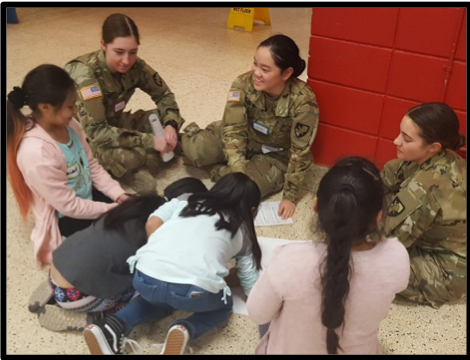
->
xmin=116 ymin=193 xmax=131 ymax=204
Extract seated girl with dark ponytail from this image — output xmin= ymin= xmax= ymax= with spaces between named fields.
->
xmin=247 ymin=157 xmax=410 ymax=354
xmin=6 ymin=64 xmax=129 ymax=267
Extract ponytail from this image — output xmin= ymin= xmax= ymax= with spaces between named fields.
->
xmin=316 ymin=157 xmax=384 ymax=354
xmin=7 ymin=64 xmax=77 ymax=221
xmin=6 ymin=99 xmax=34 ymax=221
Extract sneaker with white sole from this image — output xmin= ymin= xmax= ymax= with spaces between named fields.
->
xmin=38 ymin=304 xmax=103 ymax=332
xmin=160 ymin=324 xmax=190 ymax=355
xmin=84 ymin=315 xmax=142 ymax=355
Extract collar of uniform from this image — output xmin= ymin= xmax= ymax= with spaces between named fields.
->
xmin=398 ymin=150 xmax=446 ymax=188
xmin=97 ymin=50 xmax=123 ymax=93
xmin=273 ymin=81 xmax=292 ymax=117
xmin=418 ymin=150 xmax=447 ymax=172
xmin=246 ymin=75 xmax=292 ymax=116
xmin=397 ymin=161 xmax=418 ymax=188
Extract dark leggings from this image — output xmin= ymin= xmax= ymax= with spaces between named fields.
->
xmin=58 ymin=189 xmax=113 ymax=237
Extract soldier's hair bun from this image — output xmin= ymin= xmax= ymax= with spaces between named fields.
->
xmin=294 ymin=58 xmax=306 ymax=78
xmin=7 ymin=86 xmax=28 ymax=109
xmin=454 ymin=133 xmax=466 ymax=149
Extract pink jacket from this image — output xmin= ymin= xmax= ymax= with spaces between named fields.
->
xmin=16 ymin=119 xmax=125 ymax=265
xmin=246 ymin=238 xmax=410 ymax=354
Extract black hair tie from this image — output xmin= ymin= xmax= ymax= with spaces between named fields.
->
xmin=7 ymin=86 xmax=28 ymax=109
xmin=340 ymin=183 xmax=355 ymax=194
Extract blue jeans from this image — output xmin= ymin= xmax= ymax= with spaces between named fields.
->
xmin=115 ymin=270 xmax=233 ymax=339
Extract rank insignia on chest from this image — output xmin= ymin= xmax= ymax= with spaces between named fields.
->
xmin=294 ymin=123 xmax=310 ymax=138
xmin=388 ymin=196 xmax=405 ymax=216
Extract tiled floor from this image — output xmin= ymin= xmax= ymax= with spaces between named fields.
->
xmin=6 ymin=8 xmax=466 ymax=355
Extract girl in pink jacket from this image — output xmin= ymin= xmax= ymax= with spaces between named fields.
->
xmin=7 ymin=64 xmax=128 ymax=266
xmin=247 ymin=157 xmax=410 ymax=354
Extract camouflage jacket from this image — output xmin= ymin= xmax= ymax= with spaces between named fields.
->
xmin=64 ymin=50 xmax=184 ymax=151
xmin=381 ymin=150 xmax=466 ymax=273
xmin=221 ymin=71 xmax=319 ymax=203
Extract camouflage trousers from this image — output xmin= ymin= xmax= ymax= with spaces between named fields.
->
xmin=92 ymin=109 xmax=161 ymax=178
xmin=181 ymin=121 xmax=288 ymax=198
xmin=399 ymin=247 xmax=466 ymax=308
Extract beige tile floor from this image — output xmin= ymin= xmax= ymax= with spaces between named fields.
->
xmin=6 ymin=7 xmax=466 ymax=355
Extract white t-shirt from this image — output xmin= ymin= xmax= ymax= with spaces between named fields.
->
xmin=127 ymin=198 xmax=258 ymax=295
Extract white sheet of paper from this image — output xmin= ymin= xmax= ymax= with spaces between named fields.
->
xmin=254 ymin=202 xmax=294 ymax=227
xmin=230 ymin=236 xmax=310 ymax=315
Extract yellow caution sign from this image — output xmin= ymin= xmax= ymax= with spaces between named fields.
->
xmin=227 ymin=8 xmax=271 ymax=32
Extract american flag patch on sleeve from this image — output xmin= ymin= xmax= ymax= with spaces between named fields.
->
xmin=227 ymin=91 xmax=241 ymax=102
xmin=80 ymin=85 xmax=102 ymax=101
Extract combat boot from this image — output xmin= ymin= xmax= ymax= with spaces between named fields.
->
xmin=119 ymin=169 xmax=157 ymax=194
xmin=209 ymin=164 xmax=231 ymax=182
xmin=145 ymin=153 xmax=163 ymax=176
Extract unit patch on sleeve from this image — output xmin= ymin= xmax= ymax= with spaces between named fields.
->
xmin=153 ymin=72 xmax=163 ymax=87
xmin=80 ymin=85 xmax=102 ymax=101
xmin=227 ymin=91 xmax=241 ymax=102
xmin=388 ymin=196 xmax=405 ymax=216
xmin=294 ymin=123 xmax=310 ymax=138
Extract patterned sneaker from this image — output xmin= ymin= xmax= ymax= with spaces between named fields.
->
xmin=28 ymin=279 xmax=54 ymax=313
xmin=160 ymin=324 xmax=190 ymax=355
xmin=38 ymin=304 xmax=103 ymax=332
xmin=84 ymin=315 xmax=142 ymax=355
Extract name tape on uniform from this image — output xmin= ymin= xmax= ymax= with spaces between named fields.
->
xmin=253 ymin=122 xmax=269 ymax=135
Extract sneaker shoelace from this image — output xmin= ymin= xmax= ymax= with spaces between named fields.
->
xmin=122 ymin=337 xmax=144 ymax=354
xmin=151 ymin=343 xmax=194 ymax=354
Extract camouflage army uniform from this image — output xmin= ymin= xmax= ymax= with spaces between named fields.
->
xmin=64 ymin=50 xmax=185 ymax=178
xmin=181 ymin=71 xmax=319 ymax=204
xmin=381 ymin=150 xmax=466 ymax=308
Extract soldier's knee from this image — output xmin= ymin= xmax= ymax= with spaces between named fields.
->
xmin=97 ymin=147 xmax=147 ymax=178
xmin=245 ymin=158 xmax=285 ymax=198
xmin=181 ymin=131 xmax=224 ymax=167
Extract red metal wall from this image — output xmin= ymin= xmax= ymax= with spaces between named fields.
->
xmin=307 ymin=8 xmax=466 ymax=169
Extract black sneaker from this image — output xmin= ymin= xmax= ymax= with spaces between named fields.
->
xmin=84 ymin=315 xmax=129 ymax=355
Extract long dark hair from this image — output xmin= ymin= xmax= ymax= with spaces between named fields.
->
xmin=101 ymin=194 xmax=166 ymax=247
xmin=180 ymin=173 xmax=262 ymax=270
xmin=100 ymin=177 xmax=208 ymax=247
xmin=164 ymin=177 xmax=208 ymax=199
xmin=316 ymin=157 xmax=384 ymax=354
xmin=407 ymin=102 xmax=465 ymax=150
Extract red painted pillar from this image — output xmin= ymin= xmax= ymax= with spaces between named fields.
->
xmin=308 ymin=8 xmax=466 ymax=169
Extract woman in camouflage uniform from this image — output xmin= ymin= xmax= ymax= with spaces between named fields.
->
xmin=181 ymin=34 xmax=319 ymax=219
xmin=65 ymin=13 xmax=185 ymax=193
xmin=381 ymin=102 xmax=466 ymax=307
